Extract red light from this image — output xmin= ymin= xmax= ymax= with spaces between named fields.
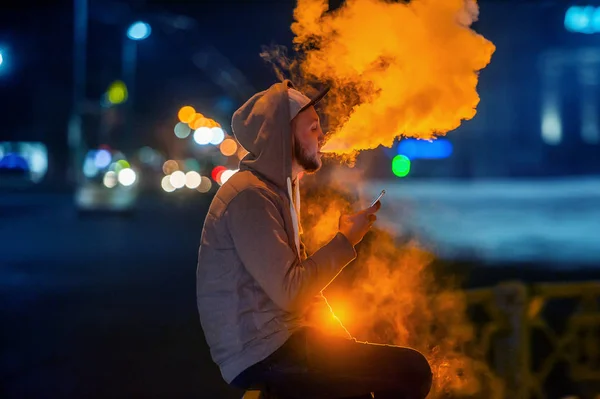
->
xmin=211 ymin=166 xmax=227 ymax=181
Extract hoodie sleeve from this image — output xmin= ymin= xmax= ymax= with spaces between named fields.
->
xmin=225 ymin=187 xmax=357 ymax=313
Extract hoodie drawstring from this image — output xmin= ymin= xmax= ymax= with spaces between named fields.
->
xmin=287 ymin=177 xmax=302 ymax=258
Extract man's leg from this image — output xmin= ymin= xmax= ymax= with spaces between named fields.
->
xmin=259 ymin=327 xmax=432 ymax=399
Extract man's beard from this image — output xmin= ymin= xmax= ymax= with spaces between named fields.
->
xmin=293 ymin=137 xmax=321 ymax=174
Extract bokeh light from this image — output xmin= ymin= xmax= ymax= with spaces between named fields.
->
xmin=107 ymin=81 xmax=128 ymax=105
xmin=194 ymin=127 xmax=213 ymax=145
xmin=112 ymin=159 xmax=131 ymax=173
xmin=184 ymin=158 xmax=200 ymax=172
xmin=178 ymin=106 xmax=196 ymax=124
xmin=219 ymin=169 xmax=238 ymax=185
xmin=185 ymin=171 xmax=201 ymax=189
xmin=220 ymin=139 xmax=238 ymax=156
xmin=83 ymin=157 xmax=98 ymax=178
xmin=118 ymin=168 xmax=137 ymax=186
xmin=211 ymin=165 xmax=227 ymax=182
xmin=209 ymin=127 xmax=225 ymax=145
xmin=197 ymin=176 xmax=212 ymax=193
xmin=392 ymin=155 xmax=411 ymax=177
xmin=174 ymin=122 xmax=191 ymax=139
xmin=103 ymin=171 xmax=117 ymax=188
xmin=127 ymin=21 xmax=151 ymax=40
xmin=162 ymin=160 xmax=179 ymax=175
xmin=94 ymin=149 xmax=112 ymax=168
xmin=189 ymin=113 xmax=207 ymax=130
xmin=169 ymin=170 xmax=186 ymax=189
xmin=161 ymin=175 xmax=175 ymax=192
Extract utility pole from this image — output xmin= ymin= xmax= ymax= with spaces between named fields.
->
xmin=68 ymin=0 xmax=88 ymax=186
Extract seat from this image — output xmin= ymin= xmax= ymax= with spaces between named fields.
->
xmin=242 ymin=382 xmax=288 ymax=399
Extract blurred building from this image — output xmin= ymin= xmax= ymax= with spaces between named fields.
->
xmin=370 ymin=1 xmax=600 ymax=180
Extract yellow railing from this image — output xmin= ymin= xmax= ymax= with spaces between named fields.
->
xmin=466 ymin=281 xmax=600 ymax=399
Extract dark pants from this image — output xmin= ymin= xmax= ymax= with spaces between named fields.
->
xmin=231 ymin=327 xmax=432 ymax=399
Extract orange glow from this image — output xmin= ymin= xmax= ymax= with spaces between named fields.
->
xmin=188 ymin=114 xmax=221 ymax=130
xmin=177 ymin=106 xmax=196 ymax=124
xmin=280 ymin=0 xmax=495 ymax=159
xmin=188 ymin=114 xmax=206 ymax=130
xmin=220 ymin=138 xmax=238 ymax=157
xmin=299 ymin=181 xmax=503 ymax=398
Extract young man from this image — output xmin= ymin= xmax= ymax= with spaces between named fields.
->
xmin=196 ymin=80 xmax=432 ymax=398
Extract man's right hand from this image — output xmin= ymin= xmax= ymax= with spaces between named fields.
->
xmin=338 ymin=201 xmax=381 ymax=246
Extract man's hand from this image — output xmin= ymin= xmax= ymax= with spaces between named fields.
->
xmin=338 ymin=201 xmax=381 ymax=246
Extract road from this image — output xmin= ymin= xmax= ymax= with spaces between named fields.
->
xmin=1 ymin=192 xmax=242 ymax=398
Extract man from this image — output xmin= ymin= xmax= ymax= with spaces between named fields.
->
xmin=196 ymin=80 xmax=432 ymax=398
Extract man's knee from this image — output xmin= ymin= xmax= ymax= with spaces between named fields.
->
xmin=412 ymin=350 xmax=432 ymax=398
xmin=397 ymin=348 xmax=432 ymax=398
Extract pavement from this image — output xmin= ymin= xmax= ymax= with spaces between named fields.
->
xmin=0 ymin=192 xmax=243 ymax=398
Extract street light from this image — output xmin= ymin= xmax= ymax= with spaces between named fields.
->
xmin=127 ymin=21 xmax=151 ymax=41
xmin=122 ymin=21 xmax=151 ymax=151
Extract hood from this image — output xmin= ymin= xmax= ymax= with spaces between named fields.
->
xmin=231 ymin=80 xmax=295 ymax=190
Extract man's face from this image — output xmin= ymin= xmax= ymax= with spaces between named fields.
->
xmin=291 ymin=106 xmax=325 ymax=174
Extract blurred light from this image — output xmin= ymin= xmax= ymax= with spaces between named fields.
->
xmin=219 ymin=169 xmax=238 ymax=185
xmin=174 ymin=122 xmax=191 ymax=139
xmin=185 ymin=171 xmax=201 ymax=189
xmin=392 ymin=155 xmax=411 ymax=177
xmin=178 ymin=106 xmax=196 ymax=123
xmin=107 ymin=81 xmax=128 ymax=105
xmin=541 ymin=107 xmax=562 ymax=145
xmin=127 ymin=21 xmax=151 ymax=40
xmin=184 ymin=158 xmax=200 ymax=172
xmin=197 ymin=176 xmax=212 ymax=193
xmin=28 ymin=147 xmax=47 ymax=177
xmin=564 ymin=6 xmax=600 ymax=34
xmin=188 ymin=113 xmax=206 ymax=129
xmin=397 ymin=139 xmax=453 ymax=160
xmin=113 ymin=159 xmax=131 ymax=173
xmin=194 ymin=127 xmax=213 ymax=145
xmin=220 ymin=138 xmax=238 ymax=156
xmin=94 ymin=149 xmax=112 ymax=168
xmin=118 ymin=168 xmax=137 ymax=186
xmin=103 ymin=171 xmax=117 ymax=188
xmin=139 ymin=146 xmax=159 ymax=165
xmin=161 ymin=175 xmax=175 ymax=192
xmin=170 ymin=170 xmax=186 ymax=188
xmin=162 ymin=159 xmax=179 ymax=175
xmin=209 ymin=127 xmax=225 ymax=145
xmin=83 ymin=157 xmax=98 ymax=178
xmin=211 ymin=165 xmax=227 ymax=182
xmin=0 ymin=51 xmax=3 ymax=67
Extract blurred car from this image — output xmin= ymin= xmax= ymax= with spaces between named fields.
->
xmin=75 ymin=148 xmax=139 ymax=215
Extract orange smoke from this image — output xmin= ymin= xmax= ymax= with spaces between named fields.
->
xmin=299 ymin=173 xmax=503 ymax=398
xmin=289 ymin=0 xmax=495 ymax=156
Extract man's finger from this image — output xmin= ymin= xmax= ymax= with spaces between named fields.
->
xmin=366 ymin=201 xmax=382 ymax=214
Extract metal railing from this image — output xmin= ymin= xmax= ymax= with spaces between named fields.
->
xmin=466 ymin=281 xmax=600 ymax=399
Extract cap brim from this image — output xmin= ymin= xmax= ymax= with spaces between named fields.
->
xmin=298 ymin=86 xmax=330 ymax=114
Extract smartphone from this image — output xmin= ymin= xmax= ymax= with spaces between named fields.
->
xmin=370 ymin=190 xmax=386 ymax=207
